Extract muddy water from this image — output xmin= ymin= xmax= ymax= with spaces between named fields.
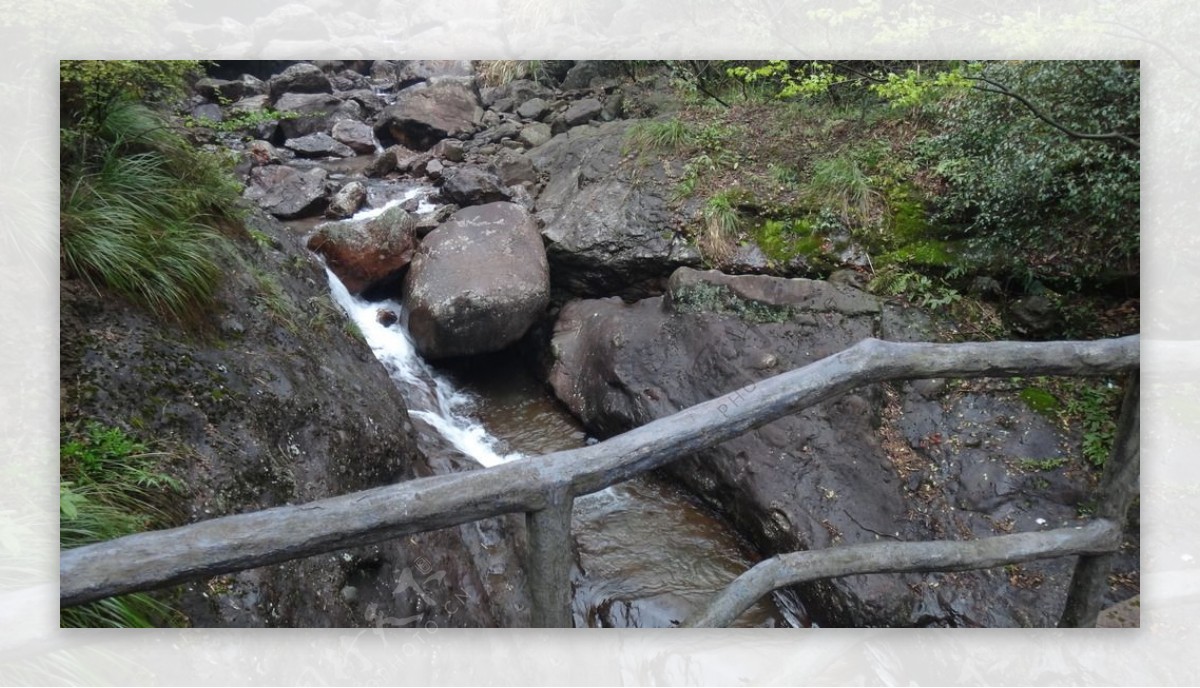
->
xmin=436 ymin=352 xmax=800 ymax=628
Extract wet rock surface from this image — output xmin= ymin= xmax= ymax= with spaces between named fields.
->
xmin=403 ymin=202 xmax=550 ymax=359
xmin=374 ymin=80 xmax=483 ymax=151
xmin=60 ymin=206 xmax=525 ymax=628
xmin=548 ymin=267 xmax=1134 ymax=627
xmin=529 ymin=120 xmax=701 ymax=298
xmin=307 ymin=205 xmax=417 ymax=294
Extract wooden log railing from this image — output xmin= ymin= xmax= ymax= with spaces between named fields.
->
xmin=59 ymin=335 xmax=1140 ymax=627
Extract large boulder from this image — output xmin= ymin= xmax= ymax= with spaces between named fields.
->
xmin=548 ymin=267 xmax=1125 ymax=627
xmin=403 ymin=202 xmax=549 ymax=359
xmin=273 ymin=92 xmax=345 ymax=140
xmin=395 ymin=60 xmax=475 ymax=88
xmin=373 ymin=80 xmax=483 ymax=151
xmin=330 ymin=119 xmax=377 ymax=154
xmin=307 ymin=204 xmax=417 ymax=294
xmin=439 ymin=165 xmax=511 ymax=206
xmin=283 ymin=132 xmax=355 ymax=158
xmin=243 ymin=165 xmax=328 ymax=219
xmin=267 ymin=62 xmax=332 ymax=102
xmin=528 ymin=120 xmax=701 ymax=298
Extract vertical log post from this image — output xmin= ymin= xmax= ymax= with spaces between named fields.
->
xmin=1059 ymin=371 xmax=1140 ymax=627
xmin=526 ymin=486 xmax=575 ymax=628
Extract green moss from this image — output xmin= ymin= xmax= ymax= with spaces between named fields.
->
xmin=1019 ymin=387 xmax=1060 ymax=417
xmin=755 ymin=217 xmax=823 ymax=262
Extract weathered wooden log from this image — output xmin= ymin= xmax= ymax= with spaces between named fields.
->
xmin=1059 ymin=372 xmax=1141 ymax=627
xmin=61 ymin=335 xmax=1138 ymax=608
xmin=688 ymin=519 xmax=1123 ymax=628
xmin=526 ymin=488 xmax=575 ymax=628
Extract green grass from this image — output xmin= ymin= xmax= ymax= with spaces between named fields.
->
xmin=625 ymin=117 xmax=693 ymax=153
xmin=60 ymin=422 xmax=186 ymax=628
xmin=806 ymin=154 xmax=882 ymax=228
xmin=700 ymin=189 xmax=745 ymax=261
xmin=1017 ymin=457 xmax=1069 ymax=472
xmin=60 ymin=101 xmax=241 ymax=322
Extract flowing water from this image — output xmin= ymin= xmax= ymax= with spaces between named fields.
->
xmin=317 ymin=186 xmax=800 ymax=628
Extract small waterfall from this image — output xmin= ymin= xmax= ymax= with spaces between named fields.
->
xmin=321 ymin=200 xmax=520 ymax=469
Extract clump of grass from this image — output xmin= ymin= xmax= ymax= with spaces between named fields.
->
xmin=60 ymin=101 xmax=242 ymax=321
xmin=476 ymin=60 xmax=545 ymax=86
xmin=251 ymin=269 xmax=301 ymax=334
xmin=625 ymin=117 xmax=693 ymax=154
xmin=805 ymin=154 xmax=884 ymax=228
xmin=60 ymin=422 xmax=186 ymax=628
xmin=699 ymin=189 xmax=746 ymax=262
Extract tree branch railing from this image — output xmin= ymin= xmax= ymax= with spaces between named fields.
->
xmin=59 ymin=335 xmax=1139 ymax=627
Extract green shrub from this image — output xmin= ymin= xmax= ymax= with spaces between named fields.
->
xmin=919 ymin=61 xmax=1139 ymax=284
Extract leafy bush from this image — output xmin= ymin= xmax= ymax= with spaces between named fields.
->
xmin=919 ymin=61 xmax=1139 ymax=285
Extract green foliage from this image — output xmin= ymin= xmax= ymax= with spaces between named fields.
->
xmin=919 ymin=60 xmax=1139 ymax=283
xmin=60 ymin=422 xmax=185 ymax=627
xmin=755 ymin=217 xmax=825 ymax=262
xmin=60 ymin=60 xmax=202 ymax=137
xmin=477 ymin=60 xmax=546 ymax=86
xmin=252 ymin=269 xmax=301 ymax=334
xmin=872 ymin=67 xmax=973 ymax=109
xmin=700 ymin=189 xmax=746 ymax=260
xmin=186 ymin=106 xmax=298 ymax=134
xmin=1017 ymin=457 xmax=1068 ymax=472
xmin=1061 ymin=379 xmax=1122 ymax=468
xmin=61 ymin=68 xmax=243 ymax=321
xmin=726 ymin=60 xmax=850 ymax=101
xmin=868 ymin=267 xmax=961 ymax=310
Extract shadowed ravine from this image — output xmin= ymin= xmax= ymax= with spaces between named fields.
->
xmin=327 ymin=264 xmax=800 ymax=627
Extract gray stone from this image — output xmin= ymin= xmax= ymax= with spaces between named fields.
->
xmin=283 ymin=132 xmax=355 ymax=158
xmin=528 ymin=120 xmax=701 ymax=297
xmin=307 ymin=204 xmax=417 ymax=293
xmin=273 ymin=92 xmax=345 ymax=139
xmin=516 ymin=97 xmax=551 ymax=120
xmin=243 ymin=165 xmax=328 ymax=219
xmin=403 ymin=202 xmax=550 ymax=359
xmin=518 ymin=123 xmax=552 ymax=148
xmin=268 ymin=62 xmax=332 ymax=102
xmin=191 ymin=103 xmax=223 ymax=124
xmin=430 ymin=138 xmax=465 ymax=162
xmin=490 ymin=150 xmax=536 ymax=187
xmin=563 ymin=97 xmax=603 ymax=126
xmin=195 ymin=77 xmax=245 ymax=103
xmin=374 ymin=80 xmax=483 ymax=151
xmin=325 ymin=180 xmax=368 ymax=219
xmin=330 ymin=119 xmax=377 ymax=154
xmin=439 ymin=165 xmax=510 ymax=206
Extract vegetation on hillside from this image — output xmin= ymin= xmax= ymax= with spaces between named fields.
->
xmin=60 ymin=60 xmax=243 ymax=322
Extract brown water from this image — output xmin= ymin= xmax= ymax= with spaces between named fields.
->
xmin=436 ymin=352 xmax=800 ymax=628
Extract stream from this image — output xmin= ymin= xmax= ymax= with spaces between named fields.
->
xmin=313 ymin=169 xmax=802 ymax=628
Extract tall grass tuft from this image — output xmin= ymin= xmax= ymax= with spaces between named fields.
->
xmin=476 ymin=60 xmax=546 ymax=86
xmin=624 ymin=118 xmax=693 ymax=154
xmin=700 ymin=189 xmax=744 ymax=262
xmin=60 ymin=422 xmax=186 ymax=628
xmin=61 ymin=101 xmax=240 ymax=321
xmin=805 ymin=154 xmax=884 ymax=228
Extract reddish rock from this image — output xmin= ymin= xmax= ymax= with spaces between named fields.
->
xmin=307 ymin=205 xmax=417 ymax=294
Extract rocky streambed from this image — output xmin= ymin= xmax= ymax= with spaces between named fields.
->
xmin=59 ymin=59 xmax=1138 ymax=627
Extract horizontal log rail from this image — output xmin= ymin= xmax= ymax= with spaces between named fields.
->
xmin=61 ymin=335 xmax=1139 ymax=614
xmin=686 ymin=519 xmax=1123 ymax=627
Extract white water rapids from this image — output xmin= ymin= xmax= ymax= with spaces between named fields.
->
xmin=326 ymin=267 xmax=521 ymax=467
